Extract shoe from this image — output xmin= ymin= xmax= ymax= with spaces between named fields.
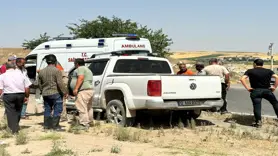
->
xmin=252 ymin=120 xmax=262 ymax=128
xmin=21 ymin=116 xmax=31 ymax=120
xmin=76 ymin=124 xmax=89 ymax=131
xmin=220 ymin=110 xmax=229 ymax=115
xmin=44 ymin=116 xmax=52 ymax=130
xmin=60 ymin=117 xmax=68 ymax=122
xmin=81 ymin=124 xmax=89 ymax=131
xmin=88 ymin=121 xmax=95 ymax=127
xmin=52 ymin=116 xmax=65 ymax=132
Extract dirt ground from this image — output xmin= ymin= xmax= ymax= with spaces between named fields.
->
xmin=0 ymin=96 xmax=277 ymax=156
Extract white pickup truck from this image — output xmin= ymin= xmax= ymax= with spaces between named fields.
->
xmin=66 ymin=51 xmax=223 ymax=126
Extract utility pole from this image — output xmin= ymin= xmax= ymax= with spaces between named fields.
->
xmin=267 ymin=43 xmax=274 ymax=71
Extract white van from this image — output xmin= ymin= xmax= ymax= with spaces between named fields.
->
xmin=24 ymin=34 xmax=152 ymax=96
xmin=25 ymin=34 xmax=152 ymax=80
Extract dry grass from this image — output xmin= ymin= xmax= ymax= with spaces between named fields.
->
xmin=170 ymin=51 xmax=278 ymax=60
xmin=1 ymin=114 xmax=278 ymax=155
xmin=15 ymin=130 xmax=28 ymax=145
xmin=110 ymin=144 xmax=121 ymax=154
xmin=0 ymin=102 xmax=277 ymax=155
xmin=0 ymin=48 xmax=30 ymax=64
xmin=0 ymin=145 xmax=11 ymax=156
xmin=21 ymin=148 xmax=32 ymax=154
xmin=45 ymin=140 xmax=76 ymax=156
xmin=38 ymin=132 xmax=64 ymax=141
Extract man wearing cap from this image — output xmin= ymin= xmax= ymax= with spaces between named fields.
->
xmin=46 ymin=54 xmax=68 ymax=122
xmin=0 ymin=62 xmax=32 ymax=134
xmin=36 ymin=55 xmax=69 ymax=122
xmin=38 ymin=55 xmax=68 ymax=131
xmin=204 ymin=58 xmax=230 ymax=114
xmin=0 ymin=55 xmax=17 ymax=74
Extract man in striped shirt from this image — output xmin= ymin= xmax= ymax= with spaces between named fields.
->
xmin=38 ymin=55 xmax=68 ymax=131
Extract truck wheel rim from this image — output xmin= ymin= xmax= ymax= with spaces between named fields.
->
xmin=108 ymin=105 xmax=123 ymax=124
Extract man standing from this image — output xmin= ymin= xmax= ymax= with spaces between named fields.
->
xmin=0 ymin=62 xmax=32 ymax=134
xmin=0 ymin=56 xmax=17 ymax=74
xmin=70 ymin=59 xmax=94 ymax=130
xmin=177 ymin=61 xmax=195 ymax=75
xmin=56 ymin=63 xmax=68 ymax=122
xmin=204 ymin=58 xmax=230 ymax=114
xmin=38 ymin=55 xmax=68 ymax=131
xmin=240 ymin=59 xmax=278 ymax=128
xmin=15 ymin=58 xmax=30 ymax=120
xmin=42 ymin=55 xmax=68 ymax=122
xmin=195 ymin=62 xmax=206 ymax=75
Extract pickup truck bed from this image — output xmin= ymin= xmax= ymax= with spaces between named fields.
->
xmin=103 ymin=74 xmax=223 ymax=111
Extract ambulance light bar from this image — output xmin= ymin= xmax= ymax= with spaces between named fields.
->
xmin=91 ymin=50 xmax=155 ymax=58
xmin=112 ymin=34 xmax=138 ymax=37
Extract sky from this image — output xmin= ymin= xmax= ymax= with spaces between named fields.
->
xmin=1 ymin=0 xmax=278 ymax=52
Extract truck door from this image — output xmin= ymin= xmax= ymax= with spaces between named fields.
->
xmin=87 ymin=59 xmax=109 ymax=107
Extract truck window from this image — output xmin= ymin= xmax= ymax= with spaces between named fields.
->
xmin=87 ymin=59 xmax=109 ymax=76
xmin=113 ymin=59 xmax=172 ymax=73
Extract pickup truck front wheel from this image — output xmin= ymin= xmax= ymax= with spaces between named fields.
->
xmin=106 ymin=100 xmax=135 ymax=127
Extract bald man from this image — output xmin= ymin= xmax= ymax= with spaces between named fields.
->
xmin=177 ymin=62 xmax=195 ymax=75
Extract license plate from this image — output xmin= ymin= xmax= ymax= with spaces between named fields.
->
xmin=177 ymin=100 xmax=204 ymax=106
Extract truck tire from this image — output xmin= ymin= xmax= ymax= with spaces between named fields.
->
xmin=188 ymin=109 xmax=201 ymax=119
xmin=106 ymin=99 xmax=135 ymax=127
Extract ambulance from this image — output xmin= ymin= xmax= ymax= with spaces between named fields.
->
xmin=24 ymin=34 xmax=153 ymax=83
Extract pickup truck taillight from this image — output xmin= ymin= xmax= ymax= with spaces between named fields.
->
xmin=147 ymin=80 xmax=161 ymax=96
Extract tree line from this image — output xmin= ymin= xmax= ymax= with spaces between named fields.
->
xmin=22 ymin=16 xmax=173 ymax=57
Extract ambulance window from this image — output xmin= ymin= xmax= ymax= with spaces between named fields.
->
xmin=87 ymin=59 xmax=109 ymax=76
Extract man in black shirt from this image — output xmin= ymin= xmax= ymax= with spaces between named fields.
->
xmin=240 ymin=59 xmax=278 ymax=127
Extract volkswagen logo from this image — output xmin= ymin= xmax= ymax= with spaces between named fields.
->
xmin=190 ymin=83 xmax=197 ymax=90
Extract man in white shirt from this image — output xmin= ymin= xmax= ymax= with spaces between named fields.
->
xmin=0 ymin=62 xmax=32 ymax=134
xmin=204 ymin=58 xmax=230 ymax=114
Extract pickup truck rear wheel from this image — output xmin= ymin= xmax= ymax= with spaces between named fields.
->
xmin=188 ymin=109 xmax=201 ymax=119
xmin=106 ymin=100 xmax=134 ymax=127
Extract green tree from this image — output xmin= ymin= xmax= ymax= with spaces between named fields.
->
xmin=22 ymin=33 xmax=51 ymax=50
xmin=67 ymin=16 xmax=173 ymax=57
xmin=22 ymin=33 xmax=65 ymax=50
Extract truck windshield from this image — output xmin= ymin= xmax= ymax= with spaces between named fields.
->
xmin=113 ymin=59 xmax=172 ymax=73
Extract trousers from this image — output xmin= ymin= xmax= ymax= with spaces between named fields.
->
xmin=21 ymin=103 xmax=27 ymax=117
xmin=220 ymin=83 xmax=228 ymax=112
xmin=250 ymin=88 xmax=278 ymax=122
xmin=3 ymin=93 xmax=25 ymax=133
xmin=75 ymin=90 xmax=94 ymax=126
xmin=43 ymin=93 xmax=63 ymax=117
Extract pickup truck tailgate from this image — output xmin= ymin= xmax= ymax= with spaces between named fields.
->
xmin=161 ymin=75 xmax=222 ymax=99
